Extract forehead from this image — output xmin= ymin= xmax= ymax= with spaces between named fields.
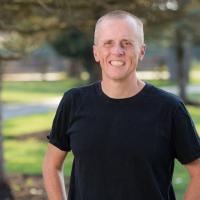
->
xmin=96 ymin=17 xmax=138 ymax=42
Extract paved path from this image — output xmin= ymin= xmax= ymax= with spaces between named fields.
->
xmin=2 ymin=97 xmax=62 ymax=120
xmin=161 ymin=85 xmax=200 ymax=94
xmin=3 ymin=85 xmax=200 ymax=120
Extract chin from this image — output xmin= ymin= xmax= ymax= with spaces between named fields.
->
xmin=105 ymin=75 xmax=127 ymax=81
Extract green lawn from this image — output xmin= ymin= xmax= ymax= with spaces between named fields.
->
xmin=3 ymin=141 xmax=191 ymax=199
xmin=4 ymin=139 xmax=47 ymax=175
xmin=190 ymin=63 xmax=200 ymax=84
xmin=3 ymin=105 xmax=200 ymax=200
xmin=173 ymin=161 xmax=189 ymax=200
xmin=2 ymin=78 xmax=200 ymax=200
xmin=2 ymin=79 xmax=87 ymax=103
xmin=4 ymin=139 xmax=74 ymax=176
xmin=3 ymin=112 xmax=55 ymax=137
xmin=147 ymin=79 xmax=176 ymax=87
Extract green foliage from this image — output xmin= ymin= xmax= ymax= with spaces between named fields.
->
xmin=51 ymin=27 xmax=94 ymax=71
xmin=52 ymin=27 xmax=91 ymax=58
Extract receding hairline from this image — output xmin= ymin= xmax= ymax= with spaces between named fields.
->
xmin=94 ymin=10 xmax=144 ymax=44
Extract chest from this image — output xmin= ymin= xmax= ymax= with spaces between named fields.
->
xmin=67 ymin=103 xmax=172 ymax=161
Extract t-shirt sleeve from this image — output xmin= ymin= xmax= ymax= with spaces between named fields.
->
xmin=47 ymin=91 xmax=72 ymax=151
xmin=172 ymin=100 xmax=200 ymax=164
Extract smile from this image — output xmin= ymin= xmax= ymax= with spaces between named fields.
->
xmin=109 ymin=60 xmax=125 ymax=67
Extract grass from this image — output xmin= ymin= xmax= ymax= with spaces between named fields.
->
xmin=190 ymin=64 xmax=200 ymax=84
xmin=4 ymin=139 xmax=47 ymax=175
xmin=3 ymin=104 xmax=200 ymax=200
xmin=189 ymin=93 xmax=200 ymax=100
xmin=173 ymin=161 xmax=189 ymax=200
xmin=3 ymin=112 xmax=55 ymax=137
xmin=3 ymin=106 xmax=199 ymax=138
xmin=3 ymin=140 xmax=191 ymax=199
xmin=4 ymin=139 xmax=74 ymax=176
xmin=3 ymin=139 xmax=192 ymax=199
xmin=187 ymin=106 xmax=200 ymax=132
xmin=146 ymin=79 xmax=176 ymax=87
xmin=2 ymin=72 xmax=200 ymax=104
xmin=2 ymin=78 xmax=200 ymax=200
xmin=2 ymin=79 xmax=87 ymax=103
xmin=3 ymin=140 xmax=194 ymax=199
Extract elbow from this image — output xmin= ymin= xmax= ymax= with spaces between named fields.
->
xmin=42 ymin=153 xmax=63 ymax=177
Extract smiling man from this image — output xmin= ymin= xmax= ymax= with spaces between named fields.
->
xmin=93 ymin=12 xmax=146 ymax=98
xmin=43 ymin=10 xmax=200 ymax=200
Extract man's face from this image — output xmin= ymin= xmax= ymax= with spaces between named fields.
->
xmin=93 ymin=17 xmax=145 ymax=82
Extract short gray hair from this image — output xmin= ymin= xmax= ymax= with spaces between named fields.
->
xmin=94 ymin=10 xmax=144 ymax=45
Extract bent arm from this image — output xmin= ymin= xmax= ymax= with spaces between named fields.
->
xmin=184 ymin=158 xmax=200 ymax=200
xmin=42 ymin=143 xmax=68 ymax=200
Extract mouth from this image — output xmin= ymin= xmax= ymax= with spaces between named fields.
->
xmin=109 ymin=60 xmax=125 ymax=67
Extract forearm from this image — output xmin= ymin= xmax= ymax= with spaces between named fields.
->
xmin=184 ymin=177 xmax=200 ymax=200
xmin=43 ymin=166 xmax=67 ymax=200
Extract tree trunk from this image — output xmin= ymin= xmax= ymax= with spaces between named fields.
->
xmin=175 ymin=29 xmax=200 ymax=106
xmin=0 ymin=61 xmax=5 ymax=183
xmin=0 ymin=61 xmax=14 ymax=200
xmin=175 ymin=29 xmax=188 ymax=102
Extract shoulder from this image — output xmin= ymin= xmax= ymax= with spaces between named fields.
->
xmin=62 ymin=81 xmax=97 ymax=105
xmin=64 ymin=81 xmax=96 ymax=97
xmin=145 ymin=82 xmax=184 ymax=109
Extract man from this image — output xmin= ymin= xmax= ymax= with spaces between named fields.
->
xmin=43 ymin=10 xmax=200 ymax=200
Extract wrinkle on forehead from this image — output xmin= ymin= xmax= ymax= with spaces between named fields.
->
xmin=94 ymin=17 xmax=141 ymax=45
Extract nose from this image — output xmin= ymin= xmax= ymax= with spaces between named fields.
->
xmin=111 ymin=44 xmax=125 ymax=55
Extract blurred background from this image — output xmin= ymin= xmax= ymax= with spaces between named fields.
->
xmin=0 ymin=0 xmax=199 ymax=199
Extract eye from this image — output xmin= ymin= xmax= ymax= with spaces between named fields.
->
xmin=103 ymin=40 xmax=113 ymax=47
xmin=122 ymin=41 xmax=132 ymax=47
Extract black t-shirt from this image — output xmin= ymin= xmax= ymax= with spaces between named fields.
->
xmin=48 ymin=81 xmax=200 ymax=200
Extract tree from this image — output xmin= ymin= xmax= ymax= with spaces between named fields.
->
xmin=51 ymin=26 xmax=99 ymax=81
xmin=174 ymin=0 xmax=200 ymax=104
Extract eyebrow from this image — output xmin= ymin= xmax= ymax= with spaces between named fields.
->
xmin=102 ymin=38 xmax=135 ymax=42
xmin=121 ymin=39 xmax=136 ymax=43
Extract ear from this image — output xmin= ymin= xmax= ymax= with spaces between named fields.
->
xmin=139 ymin=44 xmax=146 ymax=61
xmin=93 ymin=45 xmax=100 ymax=62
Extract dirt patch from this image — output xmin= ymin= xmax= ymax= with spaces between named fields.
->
xmin=1 ymin=173 xmax=70 ymax=200
xmin=6 ymin=131 xmax=49 ymax=141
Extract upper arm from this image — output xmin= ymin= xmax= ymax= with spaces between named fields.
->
xmin=43 ymin=143 xmax=68 ymax=170
xmin=185 ymin=158 xmax=200 ymax=178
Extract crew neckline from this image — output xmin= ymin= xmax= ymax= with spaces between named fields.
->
xmin=95 ymin=80 xmax=150 ymax=103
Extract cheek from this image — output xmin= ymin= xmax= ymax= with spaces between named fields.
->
xmin=99 ymin=51 xmax=109 ymax=61
xmin=94 ymin=47 xmax=111 ymax=63
xmin=126 ymin=51 xmax=138 ymax=60
xmin=129 ymin=48 xmax=141 ymax=58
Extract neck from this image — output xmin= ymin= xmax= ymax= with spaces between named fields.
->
xmin=101 ymin=75 xmax=145 ymax=99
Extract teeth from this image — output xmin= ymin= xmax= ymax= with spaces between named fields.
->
xmin=110 ymin=60 xmax=124 ymax=67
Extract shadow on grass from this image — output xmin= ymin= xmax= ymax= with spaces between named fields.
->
xmin=4 ymin=131 xmax=48 ymax=141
